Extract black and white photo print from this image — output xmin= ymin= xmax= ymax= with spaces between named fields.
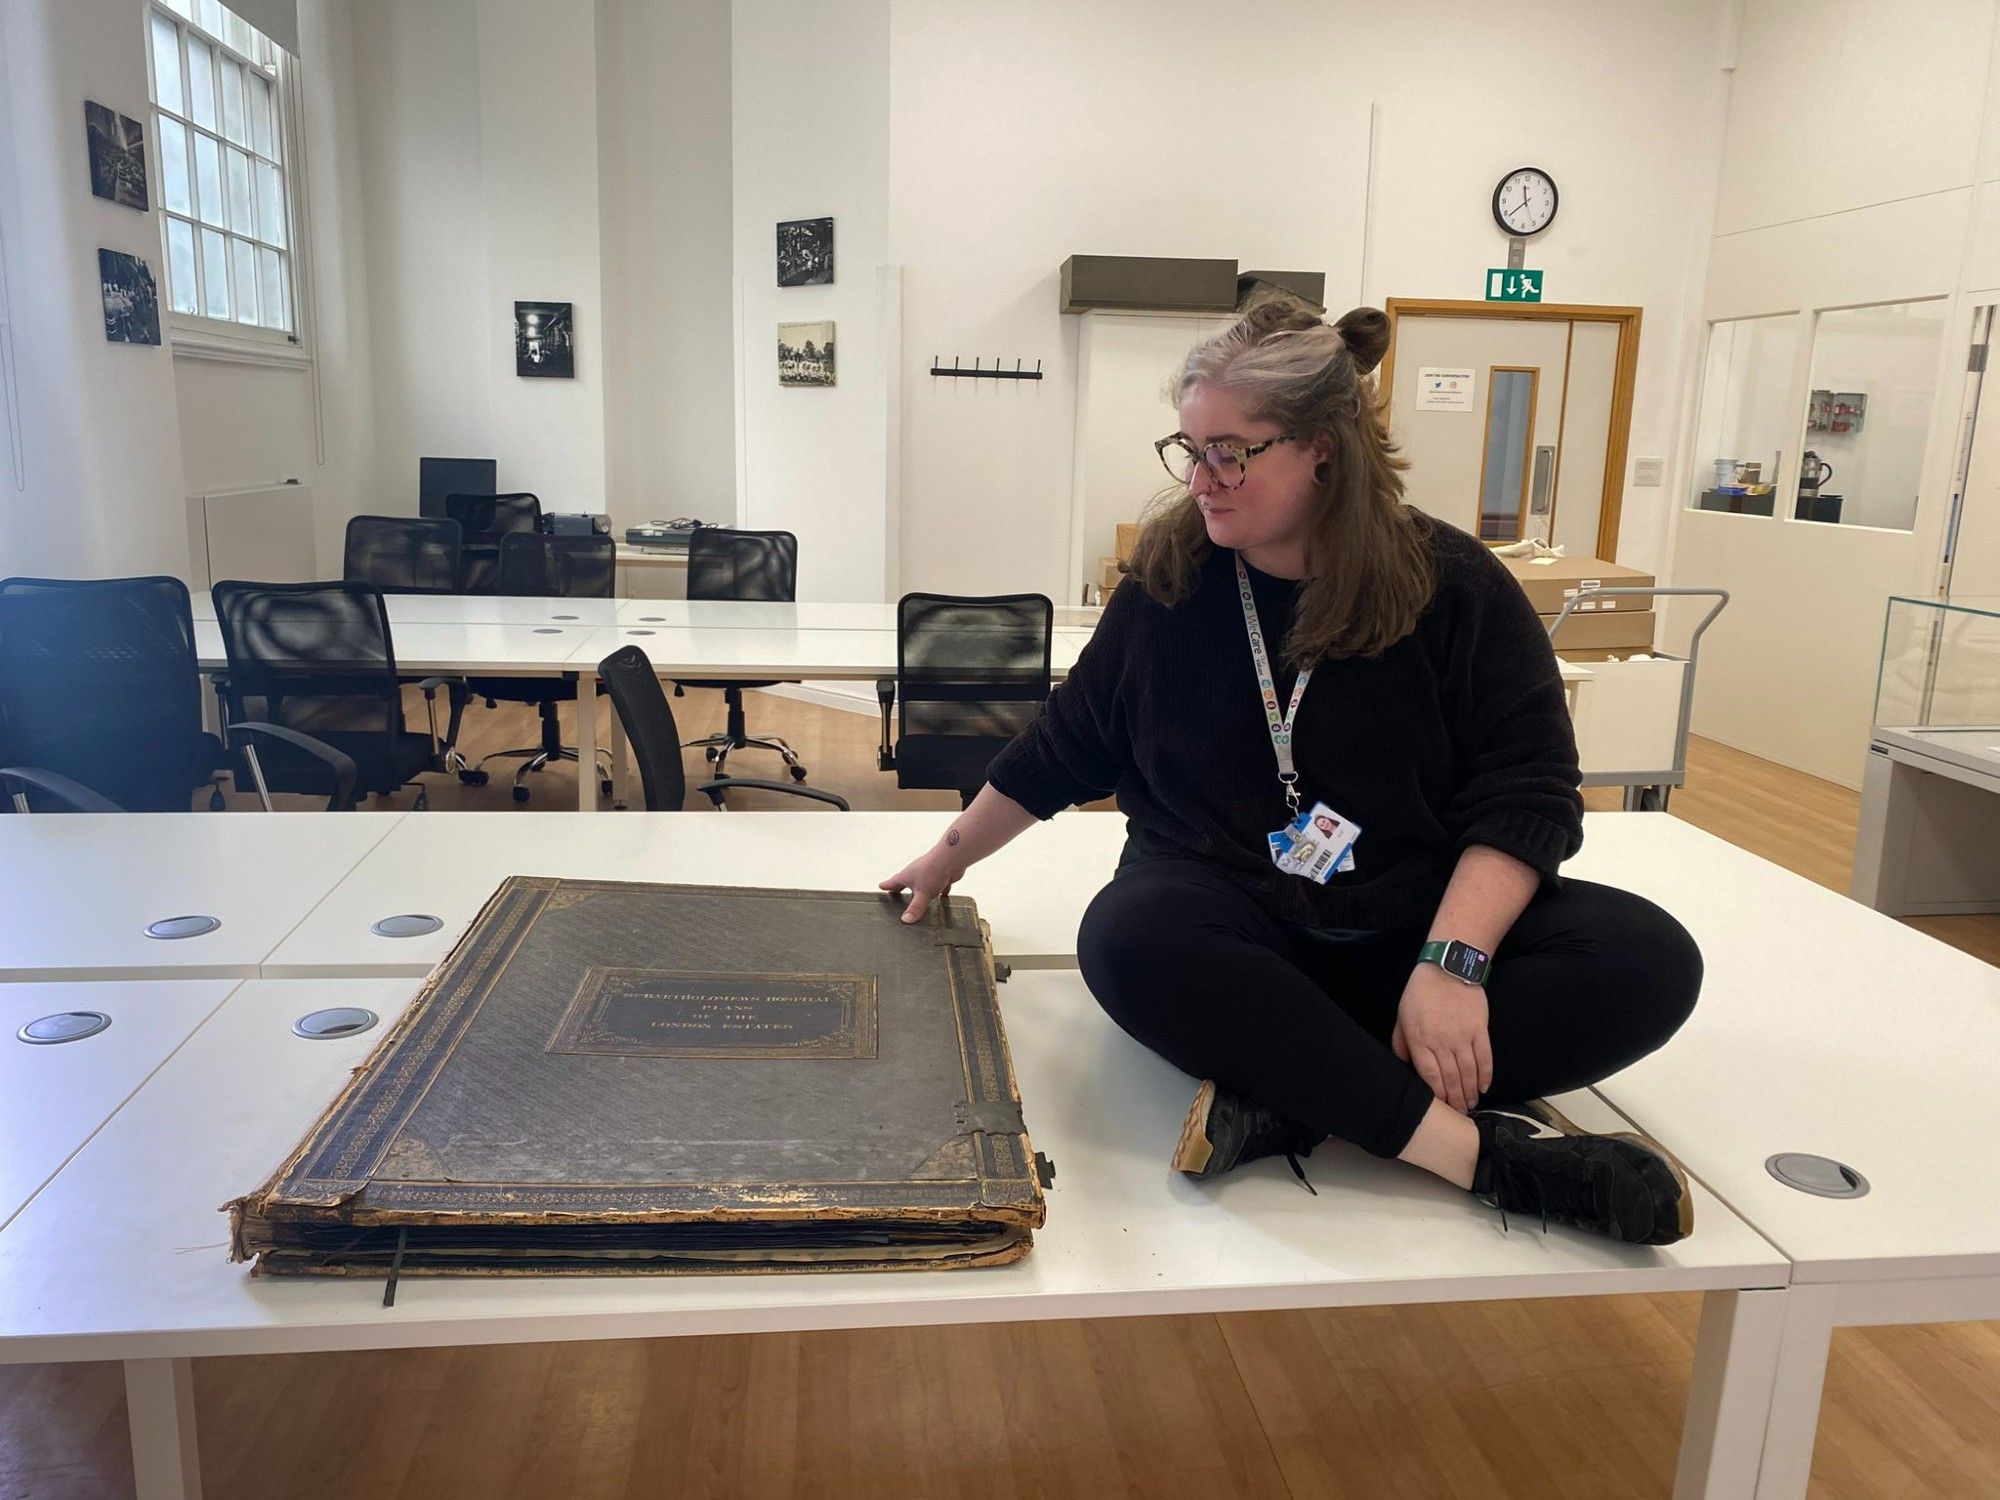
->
xmin=99 ymin=249 xmax=161 ymax=345
xmin=85 ymin=101 xmax=149 ymax=211
xmin=515 ymin=301 xmax=575 ymax=378
xmin=778 ymin=321 xmax=835 ymax=386
xmin=776 ymin=217 xmax=834 ymax=286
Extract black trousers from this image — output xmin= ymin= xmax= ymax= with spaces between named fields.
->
xmin=1076 ymin=855 xmax=1703 ymax=1160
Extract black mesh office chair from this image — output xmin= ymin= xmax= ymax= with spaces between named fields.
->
xmin=877 ymin=593 xmax=1054 ymax=808
xmin=599 ymin=645 xmax=847 ymax=811
xmin=343 ymin=515 xmax=465 ymax=593
xmin=446 ymin=491 xmax=542 ymax=594
xmin=0 ymin=575 xmax=355 ymax=812
xmin=676 ymin=528 xmax=819 ymax=788
xmin=211 ymin=580 xmax=464 ymax=810
xmin=460 ymin=533 xmax=616 ymax=803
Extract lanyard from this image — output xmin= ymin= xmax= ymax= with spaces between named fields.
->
xmin=1233 ymin=553 xmax=1310 ymax=818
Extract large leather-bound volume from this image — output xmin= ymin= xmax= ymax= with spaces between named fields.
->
xmin=229 ymin=878 xmax=1046 ymax=1277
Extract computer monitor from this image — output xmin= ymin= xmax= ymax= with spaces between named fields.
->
xmin=419 ymin=457 xmax=497 ymax=519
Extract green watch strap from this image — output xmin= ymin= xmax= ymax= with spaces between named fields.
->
xmin=1418 ymin=940 xmax=1451 ymax=965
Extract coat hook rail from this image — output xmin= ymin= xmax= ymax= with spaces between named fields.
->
xmin=930 ymin=355 xmax=1044 ymax=381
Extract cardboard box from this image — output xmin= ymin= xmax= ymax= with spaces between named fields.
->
xmin=1097 ymin=556 xmax=1126 ymax=596
xmin=1544 ymin=608 xmax=1655 ymax=652
xmin=1498 ymin=553 xmax=1655 ymax=614
xmin=1115 ymin=522 xmax=1141 ymax=562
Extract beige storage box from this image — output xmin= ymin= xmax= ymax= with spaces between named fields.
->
xmin=1115 ymin=522 xmax=1142 ymax=562
xmin=1547 ymin=608 xmax=1656 ymax=652
xmin=1499 ymin=554 xmax=1655 ymax=614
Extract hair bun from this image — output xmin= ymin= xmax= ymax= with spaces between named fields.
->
xmin=1333 ymin=306 xmax=1390 ymax=376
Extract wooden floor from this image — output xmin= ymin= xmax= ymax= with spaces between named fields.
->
xmin=5 ymin=690 xmax=1999 ymax=1499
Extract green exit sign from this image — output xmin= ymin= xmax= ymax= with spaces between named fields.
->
xmin=1486 ymin=268 xmax=1544 ymax=302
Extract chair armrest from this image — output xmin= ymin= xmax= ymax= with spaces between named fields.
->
xmin=697 ymin=777 xmax=850 ymax=811
xmin=876 ymin=677 xmax=896 ymax=771
xmin=227 ymin=722 xmax=359 ymax=811
xmin=0 ymin=766 xmax=123 ymax=813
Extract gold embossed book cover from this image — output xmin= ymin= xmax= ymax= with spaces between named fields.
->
xmin=228 ymin=878 xmax=1046 ymax=1277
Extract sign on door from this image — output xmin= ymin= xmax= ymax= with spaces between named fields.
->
xmin=1417 ymin=368 xmax=1476 ymax=411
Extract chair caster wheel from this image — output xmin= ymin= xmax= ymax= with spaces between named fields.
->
xmin=705 ymin=746 xmax=721 ymax=761
xmin=790 ymin=766 xmax=808 ymax=782
xmin=209 ymin=788 xmax=227 ymax=811
xmin=512 ymin=786 xmax=530 ymax=804
xmin=599 ymin=778 xmax=614 ymax=797
xmin=458 ymin=769 xmax=489 ymax=786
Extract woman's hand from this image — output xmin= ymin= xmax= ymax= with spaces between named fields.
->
xmin=878 ymin=839 xmax=969 ymax=924
xmin=1391 ymin=963 xmax=1493 ymax=1114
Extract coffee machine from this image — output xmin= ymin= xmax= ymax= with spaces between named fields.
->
xmin=1796 ymin=452 xmax=1841 ymax=522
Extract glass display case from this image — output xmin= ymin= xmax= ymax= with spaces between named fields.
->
xmin=1857 ymin=595 xmax=2000 ymax=917
xmin=1872 ymin=595 xmax=2000 ymax=779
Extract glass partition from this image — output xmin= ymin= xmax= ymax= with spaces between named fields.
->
xmin=1689 ymin=314 xmax=1798 ymax=517
xmin=1798 ymin=299 xmax=1948 ymax=531
xmin=1874 ymin=596 xmax=2000 ymax=752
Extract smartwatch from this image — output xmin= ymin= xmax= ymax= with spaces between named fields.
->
xmin=1418 ymin=939 xmax=1491 ymax=986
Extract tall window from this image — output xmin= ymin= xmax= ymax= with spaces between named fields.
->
xmin=145 ymin=0 xmax=296 ymax=342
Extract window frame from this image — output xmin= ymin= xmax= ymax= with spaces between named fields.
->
xmin=144 ymin=0 xmax=310 ymax=365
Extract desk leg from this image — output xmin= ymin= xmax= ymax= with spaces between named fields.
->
xmin=125 ymin=1357 xmax=201 ymax=1500
xmin=575 ymin=671 xmax=600 ymax=812
xmin=1751 ymin=1283 xmax=1837 ymax=1500
xmin=1673 ymin=1287 xmax=1786 ymax=1499
xmin=609 ymin=708 xmax=630 ymax=808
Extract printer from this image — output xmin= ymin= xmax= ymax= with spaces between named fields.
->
xmin=543 ymin=512 xmax=612 ymax=538
xmin=623 ymin=517 xmax=712 ymax=549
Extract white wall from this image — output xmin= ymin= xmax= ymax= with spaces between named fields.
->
xmin=730 ymin=0 xmax=892 ymax=603
xmin=351 ymin=0 xmax=608 ymax=519
xmin=0 ymin=0 xmax=193 ymax=580
xmin=886 ymin=0 xmax=1733 ymax=602
xmin=596 ymin=0 xmax=736 ymax=535
xmin=1666 ymin=0 xmax=2000 ymax=787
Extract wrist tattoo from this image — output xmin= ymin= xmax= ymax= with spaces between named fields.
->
xmin=945 ymin=829 xmax=961 ymax=847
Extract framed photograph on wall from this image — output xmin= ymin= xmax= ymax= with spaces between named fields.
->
xmin=776 ymin=217 xmax=834 ymax=287
xmin=85 ymin=101 xmax=149 ymax=211
xmin=515 ymin=301 xmax=575 ymax=378
xmin=778 ymin=321 xmax=835 ymax=386
xmin=99 ymin=249 xmax=161 ymax=345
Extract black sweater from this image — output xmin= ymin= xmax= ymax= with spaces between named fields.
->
xmin=987 ymin=518 xmax=1585 ymax=931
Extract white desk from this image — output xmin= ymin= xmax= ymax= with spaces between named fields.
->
xmin=1573 ymin=813 xmax=2000 ymax=1496
xmin=574 ymin=624 xmax=1092 ymax=681
xmin=260 ymin=810 xmax=1129 ymax=978
xmin=614 ymin=544 xmax=689 ymax=600
xmin=1 ymin=979 xmax=242 ymax=1230
xmin=0 ymin=813 xmax=402 ymax=982
xmin=188 ymin=603 xmax=1089 ymax=813
xmin=0 ymin=971 xmax=1785 ymax=1500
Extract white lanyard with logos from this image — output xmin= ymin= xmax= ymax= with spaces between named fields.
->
xmin=1235 ymin=553 xmax=1360 ymax=882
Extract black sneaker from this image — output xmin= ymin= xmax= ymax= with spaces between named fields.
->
xmin=1172 ymin=1080 xmax=1327 ymax=1194
xmin=1472 ymin=1104 xmax=1694 ymax=1245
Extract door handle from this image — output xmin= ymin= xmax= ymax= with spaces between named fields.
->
xmin=1530 ymin=445 xmax=1555 ymax=514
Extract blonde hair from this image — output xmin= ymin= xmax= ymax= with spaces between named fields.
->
xmin=1127 ymin=295 xmax=1434 ymax=663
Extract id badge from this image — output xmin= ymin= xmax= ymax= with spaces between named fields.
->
xmin=1276 ymin=801 xmax=1360 ymax=885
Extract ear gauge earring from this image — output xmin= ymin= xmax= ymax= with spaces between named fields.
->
xmin=1313 ymin=462 xmax=1332 ymax=484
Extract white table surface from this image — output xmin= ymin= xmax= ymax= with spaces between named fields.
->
xmin=193 ymin=619 xmax=599 ymax=676
xmin=1 ymin=979 xmax=242 ymax=1230
xmin=260 ymin=810 xmax=1130 ymax=978
xmin=567 ymin=624 xmax=1089 ymax=680
xmin=1574 ymin=812 xmax=2000 ymax=1284
xmin=0 ymin=970 xmax=1782 ymax=1365
xmin=0 ymin=814 xmax=403 ymax=982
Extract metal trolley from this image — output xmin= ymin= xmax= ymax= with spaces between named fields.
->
xmin=1546 ymin=586 xmax=1730 ymax=812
